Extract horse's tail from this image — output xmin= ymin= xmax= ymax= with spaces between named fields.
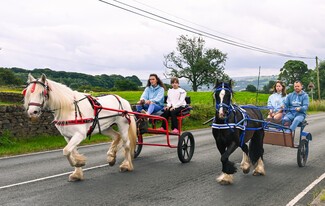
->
xmin=249 ymin=123 xmax=265 ymax=165
xmin=128 ymin=115 xmax=137 ymax=158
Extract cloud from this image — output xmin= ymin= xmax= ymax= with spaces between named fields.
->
xmin=0 ymin=0 xmax=323 ymax=80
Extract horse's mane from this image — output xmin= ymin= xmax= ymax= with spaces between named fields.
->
xmin=46 ymin=79 xmax=82 ymax=118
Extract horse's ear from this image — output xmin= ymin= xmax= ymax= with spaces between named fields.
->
xmin=28 ymin=73 xmax=35 ymax=83
xmin=229 ymin=79 xmax=232 ymax=88
xmin=41 ymin=73 xmax=47 ymax=83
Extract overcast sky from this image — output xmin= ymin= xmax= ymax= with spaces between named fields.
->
xmin=0 ymin=0 xmax=324 ymax=80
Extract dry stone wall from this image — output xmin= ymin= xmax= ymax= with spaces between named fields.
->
xmin=0 ymin=92 xmax=24 ymax=103
xmin=0 ymin=93 xmax=60 ymax=138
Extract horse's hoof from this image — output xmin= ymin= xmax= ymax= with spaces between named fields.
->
xmin=108 ymin=159 xmax=116 ymax=166
xmin=107 ymin=155 xmax=116 ymax=166
xmin=240 ymin=163 xmax=251 ymax=174
xmin=242 ymin=169 xmax=250 ymax=174
xmin=216 ymin=173 xmax=233 ymax=185
xmin=119 ymin=167 xmax=129 ymax=172
xmin=68 ymin=174 xmax=84 ymax=182
xmin=253 ymin=170 xmax=265 ymax=176
xmin=219 ymin=180 xmax=231 ymax=185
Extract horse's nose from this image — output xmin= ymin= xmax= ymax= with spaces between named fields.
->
xmin=29 ymin=110 xmax=39 ymax=116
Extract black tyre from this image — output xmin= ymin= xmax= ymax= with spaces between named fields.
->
xmin=297 ymin=139 xmax=309 ymax=167
xmin=134 ymin=133 xmax=143 ymax=158
xmin=177 ymin=132 xmax=195 ymax=163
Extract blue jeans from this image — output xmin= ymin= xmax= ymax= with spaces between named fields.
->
xmin=136 ymin=103 xmax=163 ymax=115
xmin=283 ymin=112 xmax=305 ymax=131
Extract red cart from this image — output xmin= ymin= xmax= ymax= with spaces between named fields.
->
xmin=134 ymin=97 xmax=195 ymax=163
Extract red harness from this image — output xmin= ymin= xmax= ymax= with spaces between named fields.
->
xmin=53 ymin=95 xmax=131 ymax=138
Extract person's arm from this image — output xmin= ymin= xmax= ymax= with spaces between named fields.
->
xmin=298 ymin=94 xmax=309 ymax=113
xmin=284 ymin=94 xmax=290 ymax=111
xmin=166 ymin=89 xmax=172 ymax=108
xmin=140 ymin=87 xmax=149 ymax=101
xmin=267 ymin=95 xmax=273 ymax=114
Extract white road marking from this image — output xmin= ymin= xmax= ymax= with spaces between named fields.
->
xmin=286 ymin=172 xmax=325 ymax=206
xmin=0 ymin=142 xmax=108 ymax=160
xmin=0 ymin=164 xmax=109 ymax=190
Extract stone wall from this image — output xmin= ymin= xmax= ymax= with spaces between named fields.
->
xmin=0 ymin=92 xmax=60 ymax=138
xmin=0 ymin=92 xmax=24 ymax=103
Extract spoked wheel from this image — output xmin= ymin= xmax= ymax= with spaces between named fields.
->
xmin=134 ymin=133 xmax=143 ymax=158
xmin=177 ymin=132 xmax=195 ymax=163
xmin=297 ymin=139 xmax=309 ymax=167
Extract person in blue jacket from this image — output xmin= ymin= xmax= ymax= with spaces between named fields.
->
xmin=283 ymin=80 xmax=309 ymax=131
xmin=267 ymin=80 xmax=286 ymax=121
xmin=136 ymin=74 xmax=165 ymax=115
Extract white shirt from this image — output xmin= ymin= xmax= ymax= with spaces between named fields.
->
xmin=166 ymin=87 xmax=187 ymax=108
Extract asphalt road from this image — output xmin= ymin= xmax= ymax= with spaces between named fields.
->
xmin=1 ymin=113 xmax=325 ymax=206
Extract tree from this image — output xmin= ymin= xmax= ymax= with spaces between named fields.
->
xmin=279 ymin=60 xmax=309 ymax=86
xmin=125 ymin=75 xmax=142 ymax=87
xmin=0 ymin=68 xmax=24 ymax=85
xmin=246 ymin=84 xmax=257 ymax=92
xmin=317 ymin=60 xmax=325 ymax=99
xmin=115 ymin=80 xmax=138 ymax=91
xmin=164 ymin=35 xmax=228 ymax=92
xmin=262 ymin=80 xmax=276 ymax=94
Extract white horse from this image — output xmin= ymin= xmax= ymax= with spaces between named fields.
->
xmin=23 ymin=73 xmax=137 ymax=181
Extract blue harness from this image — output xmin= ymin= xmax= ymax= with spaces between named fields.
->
xmin=212 ymin=83 xmax=264 ymax=147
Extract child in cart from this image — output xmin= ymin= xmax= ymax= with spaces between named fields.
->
xmin=159 ymin=77 xmax=187 ymax=134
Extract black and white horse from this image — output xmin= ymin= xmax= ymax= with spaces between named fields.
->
xmin=212 ymin=80 xmax=265 ymax=185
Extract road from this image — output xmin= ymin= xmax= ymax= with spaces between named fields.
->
xmin=0 ymin=113 xmax=325 ymax=206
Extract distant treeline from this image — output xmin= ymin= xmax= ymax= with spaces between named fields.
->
xmin=0 ymin=67 xmax=143 ymax=91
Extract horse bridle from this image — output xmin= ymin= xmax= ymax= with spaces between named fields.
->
xmin=214 ymin=83 xmax=233 ymax=114
xmin=23 ymin=80 xmax=50 ymax=109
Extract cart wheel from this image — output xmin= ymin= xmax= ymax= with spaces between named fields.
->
xmin=177 ymin=132 xmax=195 ymax=163
xmin=297 ymin=139 xmax=309 ymax=167
xmin=134 ymin=133 xmax=143 ymax=158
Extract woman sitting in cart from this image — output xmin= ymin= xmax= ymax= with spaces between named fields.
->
xmin=159 ymin=77 xmax=187 ymax=134
xmin=136 ymin=74 xmax=166 ymax=115
xmin=282 ymin=80 xmax=309 ymax=132
xmin=267 ymin=80 xmax=286 ymax=122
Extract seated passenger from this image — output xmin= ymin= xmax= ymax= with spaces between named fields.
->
xmin=283 ymin=80 xmax=309 ymax=132
xmin=136 ymin=74 xmax=165 ymax=115
xmin=267 ymin=80 xmax=286 ymax=123
xmin=159 ymin=77 xmax=187 ymax=134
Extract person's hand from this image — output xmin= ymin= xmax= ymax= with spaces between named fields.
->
xmin=145 ymin=100 xmax=151 ymax=104
xmin=295 ymin=107 xmax=301 ymax=112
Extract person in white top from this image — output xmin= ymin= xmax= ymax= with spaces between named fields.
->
xmin=267 ymin=80 xmax=286 ymax=121
xmin=160 ymin=77 xmax=187 ymax=134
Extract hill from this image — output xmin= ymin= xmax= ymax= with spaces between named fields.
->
xmin=1 ymin=67 xmax=142 ymax=91
xmin=232 ymin=75 xmax=278 ymax=91
xmin=148 ymin=75 xmax=278 ymax=92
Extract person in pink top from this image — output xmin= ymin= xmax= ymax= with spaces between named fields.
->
xmin=160 ymin=77 xmax=187 ymax=134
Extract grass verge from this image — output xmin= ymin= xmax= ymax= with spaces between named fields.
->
xmin=0 ymin=134 xmax=111 ymax=157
